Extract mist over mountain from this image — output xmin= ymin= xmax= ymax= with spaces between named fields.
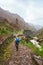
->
xmin=35 ymin=27 xmax=43 ymax=39
xmin=29 ymin=23 xmax=43 ymax=31
xmin=33 ymin=25 xmax=43 ymax=30
xmin=0 ymin=8 xmax=42 ymax=32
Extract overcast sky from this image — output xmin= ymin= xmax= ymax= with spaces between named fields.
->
xmin=0 ymin=0 xmax=43 ymax=26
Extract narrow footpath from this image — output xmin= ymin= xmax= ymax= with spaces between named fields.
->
xmin=4 ymin=40 xmax=36 ymax=65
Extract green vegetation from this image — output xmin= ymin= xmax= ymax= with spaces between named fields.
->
xmin=20 ymin=39 xmax=43 ymax=58
xmin=0 ymin=37 xmax=14 ymax=64
xmin=0 ymin=22 xmax=14 ymax=64
xmin=14 ymin=29 xmax=23 ymax=35
xmin=35 ymin=28 xmax=43 ymax=39
xmin=0 ymin=25 xmax=14 ymax=36
xmin=0 ymin=21 xmax=43 ymax=65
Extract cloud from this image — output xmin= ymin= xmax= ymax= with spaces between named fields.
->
xmin=0 ymin=0 xmax=43 ymax=26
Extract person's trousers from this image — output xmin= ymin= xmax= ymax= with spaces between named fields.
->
xmin=15 ymin=43 xmax=19 ymax=51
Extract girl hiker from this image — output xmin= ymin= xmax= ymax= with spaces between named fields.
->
xmin=15 ymin=35 xmax=25 ymax=51
xmin=15 ymin=35 xmax=21 ymax=51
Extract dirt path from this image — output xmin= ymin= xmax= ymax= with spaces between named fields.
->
xmin=4 ymin=40 xmax=36 ymax=65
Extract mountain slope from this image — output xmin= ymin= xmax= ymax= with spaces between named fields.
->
xmin=0 ymin=18 xmax=14 ymax=36
xmin=0 ymin=8 xmax=36 ymax=31
xmin=29 ymin=23 xmax=43 ymax=31
xmin=36 ymin=28 xmax=43 ymax=39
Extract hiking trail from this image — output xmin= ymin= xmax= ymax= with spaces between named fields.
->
xmin=4 ymin=40 xmax=36 ymax=65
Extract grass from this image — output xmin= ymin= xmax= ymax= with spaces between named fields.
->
xmin=0 ymin=36 xmax=14 ymax=64
xmin=0 ymin=22 xmax=23 ymax=64
xmin=0 ymin=28 xmax=13 ymax=35
xmin=20 ymin=39 xmax=43 ymax=58
xmin=0 ymin=22 xmax=14 ymax=65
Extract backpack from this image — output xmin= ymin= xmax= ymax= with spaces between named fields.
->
xmin=15 ymin=38 xmax=20 ymax=44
